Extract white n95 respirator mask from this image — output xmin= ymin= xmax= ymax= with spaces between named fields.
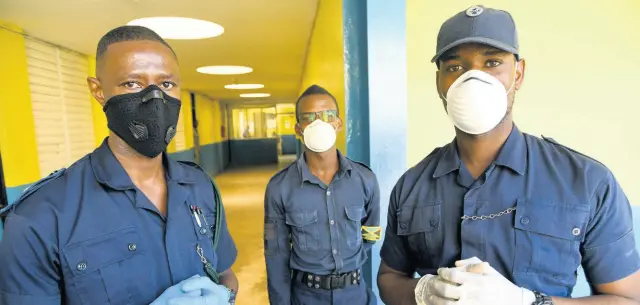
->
xmin=302 ymin=119 xmax=337 ymax=153
xmin=443 ymin=68 xmax=516 ymax=135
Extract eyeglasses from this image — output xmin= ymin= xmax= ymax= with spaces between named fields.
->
xmin=298 ymin=110 xmax=338 ymax=124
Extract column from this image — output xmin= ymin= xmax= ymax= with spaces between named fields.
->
xmin=343 ymin=0 xmax=408 ymax=301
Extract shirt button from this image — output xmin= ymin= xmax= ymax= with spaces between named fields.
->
xmin=572 ymin=227 xmax=581 ymax=236
xmin=520 ymin=217 xmax=530 ymax=225
xmin=332 ymin=249 xmax=337 ymax=254
xmin=200 ymin=228 xmax=208 ymax=235
xmin=76 ymin=261 xmax=87 ymax=271
xmin=128 ymin=243 xmax=137 ymax=251
xmin=330 ymin=220 xmax=335 ymax=225
xmin=326 ymin=191 xmax=331 ymax=196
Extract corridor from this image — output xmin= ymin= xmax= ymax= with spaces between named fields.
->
xmin=217 ymin=156 xmax=295 ymax=305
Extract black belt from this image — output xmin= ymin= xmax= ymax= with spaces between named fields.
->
xmin=293 ymin=269 xmax=361 ymax=290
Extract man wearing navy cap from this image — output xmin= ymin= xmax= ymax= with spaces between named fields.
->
xmin=377 ymin=5 xmax=640 ymax=305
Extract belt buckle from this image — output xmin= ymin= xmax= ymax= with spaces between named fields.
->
xmin=329 ymin=274 xmax=344 ymax=288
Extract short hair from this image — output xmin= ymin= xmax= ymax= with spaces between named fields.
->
xmin=96 ymin=25 xmax=176 ymax=61
xmin=295 ymin=85 xmax=339 ymax=122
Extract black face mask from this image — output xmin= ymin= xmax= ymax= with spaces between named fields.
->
xmin=103 ymin=85 xmax=181 ymax=158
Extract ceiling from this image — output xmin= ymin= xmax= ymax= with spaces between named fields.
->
xmin=0 ymin=0 xmax=319 ymax=103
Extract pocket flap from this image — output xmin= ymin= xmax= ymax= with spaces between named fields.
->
xmin=62 ymin=227 xmax=142 ymax=276
xmin=285 ymin=210 xmax=318 ymax=227
xmin=345 ymin=206 xmax=364 ymax=221
xmin=397 ymin=202 xmax=441 ymax=236
xmin=514 ymin=199 xmax=589 ymax=241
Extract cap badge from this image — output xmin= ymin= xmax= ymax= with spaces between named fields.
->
xmin=466 ymin=5 xmax=484 ymax=17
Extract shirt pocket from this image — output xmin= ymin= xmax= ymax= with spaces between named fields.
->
xmin=286 ymin=209 xmax=320 ymax=251
xmin=512 ymin=199 xmax=589 ymax=288
xmin=61 ymin=227 xmax=146 ymax=305
xmin=344 ymin=205 xmax=364 ymax=248
xmin=396 ymin=202 xmax=443 ymax=269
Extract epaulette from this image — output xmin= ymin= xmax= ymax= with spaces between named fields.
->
xmin=426 ymin=147 xmax=442 ymax=159
xmin=0 ymin=168 xmax=66 ymax=216
xmin=352 ymin=160 xmax=373 ymax=172
xmin=542 ymin=135 xmax=605 ymax=166
xmin=273 ymin=160 xmax=297 ymax=177
xmin=177 ymin=160 xmax=202 ymax=170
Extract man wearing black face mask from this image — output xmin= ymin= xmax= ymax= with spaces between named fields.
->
xmin=0 ymin=26 xmax=238 ymax=305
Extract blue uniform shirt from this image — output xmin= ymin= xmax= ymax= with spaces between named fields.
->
xmin=0 ymin=140 xmax=237 ymax=305
xmin=264 ymin=151 xmax=380 ymax=304
xmin=381 ymin=125 xmax=640 ymax=297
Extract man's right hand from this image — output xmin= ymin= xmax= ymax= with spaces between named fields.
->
xmin=150 ymin=275 xmax=203 ymax=305
xmin=414 ymin=257 xmax=485 ymax=305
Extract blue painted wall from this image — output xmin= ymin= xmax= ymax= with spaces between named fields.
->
xmin=198 ymin=141 xmax=230 ymax=177
xmin=280 ymin=135 xmax=297 ymax=155
xmin=361 ymin=0 xmax=409 ymax=301
xmin=229 ymin=139 xmax=278 ymax=167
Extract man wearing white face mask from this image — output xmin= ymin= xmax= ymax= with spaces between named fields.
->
xmin=377 ymin=5 xmax=640 ymax=305
xmin=263 ymin=85 xmax=381 ymax=305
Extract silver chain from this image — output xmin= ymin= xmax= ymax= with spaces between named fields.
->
xmin=461 ymin=207 xmax=516 ymax=221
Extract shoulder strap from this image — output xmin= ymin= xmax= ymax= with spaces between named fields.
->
xmin=352 ymin=160 xmax=373 ymax=172
xmin=541 ymin=135 xmax=605 ymax=166
xmin=177 ymin=161 xmax=222 ymax=250
xmin=0 ymin=169 xmax=66 ymax=217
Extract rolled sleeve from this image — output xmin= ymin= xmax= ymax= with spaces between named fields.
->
xmin=263 ymin=185 xmax=292 ymax=305
xmin=214 ymin=202 xmax=238 ymax=273
xmin=380 ymin=184 xmax=415 ymax=274
xmin=581 ymin=171 xmax=640 ymax=285
xmin=362 ymin=175 xmax=381 ymax=248
xmin=0 ymin=213 xmax=61 ymax=305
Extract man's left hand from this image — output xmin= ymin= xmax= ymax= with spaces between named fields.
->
xmin=430 ymin=258 xmax=537 ymax=305
xmin=167 ymin=276 xmax=232 ymax=305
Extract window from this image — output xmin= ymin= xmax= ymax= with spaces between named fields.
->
xmin=230 ymin=107 xmax=277 ymax=140
xmin=26 ymin=39 xmax=95 ymax=177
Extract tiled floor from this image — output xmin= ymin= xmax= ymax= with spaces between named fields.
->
xmin=216 ymin=155 xmax=296 ymax=305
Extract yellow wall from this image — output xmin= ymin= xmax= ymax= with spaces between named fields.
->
xmin=406 ymin=0 xmax=640 ymax=205
xmin=88 ymin=55 xmax=110 ymax=147
xmin=298 ymin=0 xmax=346 ymax=152
xmin=0 ymin=22 xmax=40 ymax=187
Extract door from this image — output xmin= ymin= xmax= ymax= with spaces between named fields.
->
xmin=0 ymin=151 xmax=7 ymax=237
xmin=190 ymin=93 xmax=201 ymax=164
xmin=0 ymin=151 xmax=6 ymax=210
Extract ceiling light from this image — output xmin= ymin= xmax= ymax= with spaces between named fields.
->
xmin=197 ymin=66 xmax=253 ymax=75
xmin=240 ymin=93 xmax=271 ymax=98
xmin=225 ymin=84 xmax=265 ymax=90
xmin=127 ymin=17 xmax=224 ymax=40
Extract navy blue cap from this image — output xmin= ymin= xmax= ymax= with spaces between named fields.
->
xmin=432 ymin=5 xmax=519 ymax=63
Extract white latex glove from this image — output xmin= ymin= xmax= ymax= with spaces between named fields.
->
xmin=436 ymin=260 xmax=536 ymax=305
xmin=414 ymin=274 xmax=451 ymax=305
xmin=414 ymin=257 xmax=485 ymax=305
xmin=454 ymin=256 xmax=483 ymax=268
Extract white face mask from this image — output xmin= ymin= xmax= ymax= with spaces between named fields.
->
xmin=442 ymin=66 xmax=517 ymax=135
xmin=302 ymin=119 xmax=337 ymax=152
